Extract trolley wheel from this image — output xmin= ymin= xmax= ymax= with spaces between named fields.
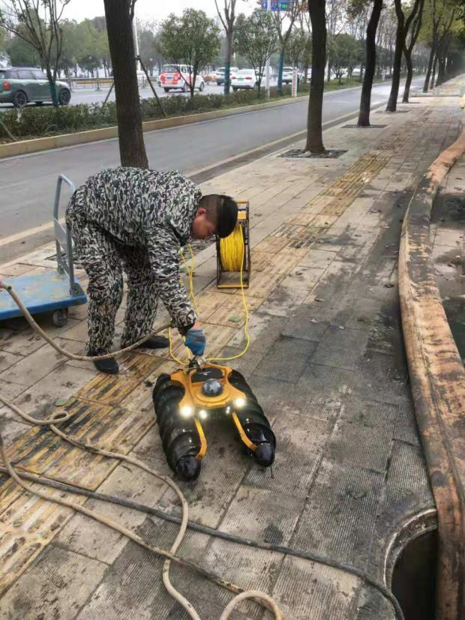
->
xmin=52 ymin=308 xmax=68 ymax=327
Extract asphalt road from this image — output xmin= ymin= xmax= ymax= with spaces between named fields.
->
xmin=0 ymin=77 xmax=424 ymax=261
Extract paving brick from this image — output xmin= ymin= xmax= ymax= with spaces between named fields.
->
xmin=367 ymin=440 xmax=435 ymax=583
xmin=280 ymin=266 xmax=326 ymax=291
xmin=259 ymin=284 xmax=309 ymax=318
xmin=76 ymin=517 xmax=210 ymax=620
xmin=0 ymin=326 xmax=54 ymax=356
xmin=292 ymin=362 xmax=355 ymax=417
xmin=0 ymin=416 xmax=29 ymax=445
xmin=11 ymin=365 xmax=96 ymax=418
xmin=77 ymin=353 xmax=159 ymax=406
xmin=311 ymin=342 xmax=362 ymax=371
xmin=282 ymin=303 xmax=331 ymax=341
xmin=218 ymin=484 xmax=305 ymax=545
xmin=253 ymin=336 xmax=317 ymax=383
xmin=245 ymin=407 xmax=331 ymax=498
xmin=119 ymin=359 xmax=179 ymax=414
xmin=271 ymin=556 xmax=360 ymax=620
xmin=216 ymin=345 xmax=264 ymax=376
xmin=319 ymin=324 xmax=370 ymax=352
xmin=0 ymin=351 xmax=22 ymax=374
xmin=340 ymin=393 xmax=399 ymax=428
xmin=0 ymin=545 xmax=107 ymax=620
xmin=180 ymin=529 xmax=283 ymax=619
xmin=0 ymin=343 xmax=72 ymax=387
xmin=300 ymin=248 xmax=337 ymax=269
xmin=353 ymin=349 xmax=409 ymax=406
xmin=55 ymin=461 xmax=170 ymax=564
xmin=229 ymin=311 xmax=285 ymax=353
xmin=381 ymin=440 xmax=432 ymax=517
xmin=293 ymin=458 xmax=385 ymax=569
xmin=393 ymin=398 xmax=421 ymax=446
xmin=326 ymin=413 xmax=394 ymax=474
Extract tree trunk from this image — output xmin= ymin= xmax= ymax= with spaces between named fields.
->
xmin=189 ymin=70 xmax=196 ymax=98
xmin=224 ymin=30 xmax=233 ymax=95
xmin=437 ymin=54 xmax=446 ymax=86
xmin=386 ymin=5 xmax=405 ymax=112
xmin=278 ymin=51 xmax=284 ymax=95
xmin=305 ymin=0 xmax=326 ymax=154
xmin=103 ymin=0 xmax=148 ymax=168
xmin=430 ymin=51 xmax=438 ymax=89
xmin=358 ymin=0 xmax=383 ymax=127
xmin=423 ymin=42 xmax=435 ymax=92
xmin=402 ymin=49 xmax=413 ymax=102
xmin=45 ymin=66 xmax=59 ymax=107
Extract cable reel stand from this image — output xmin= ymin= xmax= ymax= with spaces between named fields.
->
xmin=216 ymin=201 xmax=251 ymax=289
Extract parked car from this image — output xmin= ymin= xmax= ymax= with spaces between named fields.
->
xmin=231 ymin=69 xmax=258 ymax=91
xmin=282 ymin=66 xmax=301 ymax=84
xmin=159 ymin=64 xmax=205 ymax=93
xmin=216 ymin=67 xmax=239 ymax=86
xmin=203 ymin=70 xmax=217 ymax=83
xmin=0 ymin=67 xmax=71 ymax=107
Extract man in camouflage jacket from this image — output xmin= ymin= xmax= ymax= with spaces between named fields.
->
xmin=66 ymin=167 xmax=238 ymax=374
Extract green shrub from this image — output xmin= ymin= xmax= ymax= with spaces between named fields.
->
xmin=0 ymin=83 xmax=310 ymax=142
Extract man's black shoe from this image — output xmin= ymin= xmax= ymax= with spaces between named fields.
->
xmin=89 ymin=350 xmax=119 ymax=375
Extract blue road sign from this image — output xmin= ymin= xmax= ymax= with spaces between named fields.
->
xmin=261 ymin=0 xmax=293 ymax=10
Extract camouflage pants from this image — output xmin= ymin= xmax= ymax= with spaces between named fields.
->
xmin=66 ymin=206 xmax=158 ymax=354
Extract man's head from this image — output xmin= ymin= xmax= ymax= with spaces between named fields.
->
xmin=191 ymin=194 xmax=238 ymax=240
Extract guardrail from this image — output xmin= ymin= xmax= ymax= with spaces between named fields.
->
xmin=68 ymin=76 xmax=157 ymax=90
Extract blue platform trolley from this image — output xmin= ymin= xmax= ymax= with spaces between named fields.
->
xmin=0 ymin=175 xmax=87 ymax=328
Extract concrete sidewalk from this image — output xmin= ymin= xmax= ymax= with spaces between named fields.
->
xmin=0 ymin=82 xmax=464 ymax=620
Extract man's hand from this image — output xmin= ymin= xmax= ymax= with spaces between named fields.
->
xmin=185 ymin=326 xmax=206 ymax=357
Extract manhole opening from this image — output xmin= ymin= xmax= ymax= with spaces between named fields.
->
xmin=392 ymin=530 xmax=437 ymax=620
xmin=279 ymin=148 xmax=347 ymax=159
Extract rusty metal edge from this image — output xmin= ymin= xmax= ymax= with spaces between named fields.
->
xmin=399 ymin=126 xmax=465 ymax=620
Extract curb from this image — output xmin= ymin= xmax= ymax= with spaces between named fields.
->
xmin=0 ymin=95 xmax=307 ymax=160
xmin=399 ymin=126 xmax=465 ymax=619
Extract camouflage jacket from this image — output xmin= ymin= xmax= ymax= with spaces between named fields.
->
xmin=70 ymin=167 xmax=202 ymax=330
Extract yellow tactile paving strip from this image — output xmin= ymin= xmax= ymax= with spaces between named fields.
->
xmin=0 ymin=112 xmax=429 ymax=596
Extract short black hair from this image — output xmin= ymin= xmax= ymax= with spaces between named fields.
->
xmin=199 ymin=194 xmax=238 ymax=238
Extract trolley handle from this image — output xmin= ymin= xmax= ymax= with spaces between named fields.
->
xmin=53 ymin=174 xmax=78 ymax=296
xmin=53 ymin=174 xmax=75 ymax=221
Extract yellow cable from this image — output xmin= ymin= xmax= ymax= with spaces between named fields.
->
xmin=169 ymin=228 xmax=250 ymax=366
xmin=219 ymin=226 xmax=245 ymax=272
xmin=210 ymin=239 xmax=250 ymax=362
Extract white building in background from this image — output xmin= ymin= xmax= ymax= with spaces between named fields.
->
xmin=0 ymin=52 xmax=11 ymax=68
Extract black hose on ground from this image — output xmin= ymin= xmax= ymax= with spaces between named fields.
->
xmin=0 ymin=465 xmax=404 ymax=620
